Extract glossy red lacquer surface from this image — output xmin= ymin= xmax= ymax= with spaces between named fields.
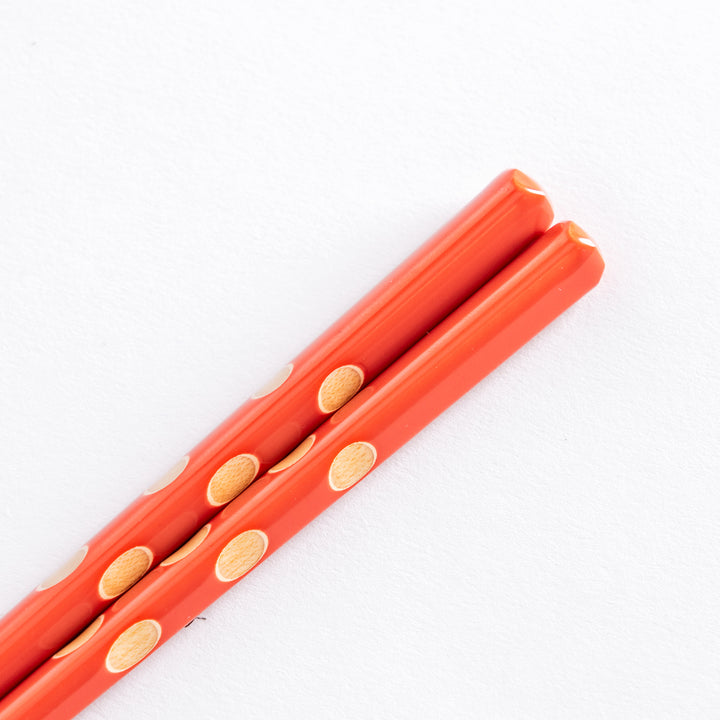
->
xmin=0 ymin=171 xmax=552 ymax=698
xmin=0 ymin=222 xmax=603 ymax=720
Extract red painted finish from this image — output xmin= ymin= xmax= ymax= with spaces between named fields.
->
xmin=0 ymin=222 xmax=604 ymax=720
xmin=0 ymin=171 xmax=552 ymax=698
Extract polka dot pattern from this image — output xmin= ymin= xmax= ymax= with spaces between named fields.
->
xmin=99 ymin=547 xmax=153 ymax=600
xmin=105 ymin=620 xmax=162 ymax=673
xmin=52 ymin=615 xmax=104 ymax=659
xmin=318 ymin=365 xmax=364 ymax=413
xmin=160 ymin=525 xmax=211 ymax=567
xmin=144 ymin=455 xmax=190 ymax=495
xmin=37 ymin=546 xmax=88 ymax=591
xmin=251 ymin=363 xmax=293 ymax=399
xmin=207 ymin=454 xmax=259 ymax=506
xmin=215 ymin=530 xmax=268 ymax=582
xmin=268 ymin=435 xmax=315 ymax=473
xmin=328 ymin=442 xmax=377 ymax=491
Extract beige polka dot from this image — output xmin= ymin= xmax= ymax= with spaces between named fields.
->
xmin=268 ymin=435 xmax=315 ymax=474
xmin=105 ymin=619 xmax=161 ymax=673
xmin=328 ymin=442 xmax=377 ymax=491
xmin=207 ymin=454 xmax=259 ymax=506
xmin=318 ymin=365 xmax=364 ymax=413
xmin=251 ymin=363 xmax=293 ymax=399
xmin=98 ymin=547 xmax=153 ymax=600
xmin=37 ymin=546 xmax=88 ymax=591
xmin=160 ymin=525 xmax=211 ymax=567
xmin=215 ymin=530 xmax=268 ymax=582
xmin=144 ymin=455 xmax=190 ymax=495
xmin=52 ymin=615 xmax=104 ymax=659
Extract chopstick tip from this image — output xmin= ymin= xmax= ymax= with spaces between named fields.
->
xmin=567 ymin=221 xmax=597 ymax=248
xmin=510 ymin=169 xmax=546 ymax=196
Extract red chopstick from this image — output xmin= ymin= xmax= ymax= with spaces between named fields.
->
xmin=0 ymin=222 xmax=604 ymax=720
xmin=0 ymin=170 xmax=552 ymax=698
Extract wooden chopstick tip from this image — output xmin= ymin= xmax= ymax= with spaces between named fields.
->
xmin=510 ymin=169 xmax=547 ymax=197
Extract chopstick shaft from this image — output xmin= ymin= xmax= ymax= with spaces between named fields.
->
xmin=0 ymin=170 xmax=551 ymax=697
xmin=0 ymin=222 xmax=603 ymax=720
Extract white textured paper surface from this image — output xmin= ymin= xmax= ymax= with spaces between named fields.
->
xmin=1 ymin=2 xmax=719 ymax=718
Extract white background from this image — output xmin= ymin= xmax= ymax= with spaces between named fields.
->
xmin=1 ymin=2 xmax=718 ymax=718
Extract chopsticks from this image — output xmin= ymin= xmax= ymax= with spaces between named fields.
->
xmin=0 ymin=170 xmax=552 ymax=698
xmin=0 ymin=220 xmax=604 ymax=720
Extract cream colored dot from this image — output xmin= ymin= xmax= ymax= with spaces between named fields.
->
xmin=318 ymin=365 xmax=364 ymax=413
xmin=144 ymin=455 xmax=190 ymax=495
xmin=207 ymin=454 xmax=259 ymax=506
xmin=52 ymin=615 xmax=104 ymax=659
xmin=105 ymin=619 xmax=162 ymax=673
xmin=251 ymin=363 xmax=293 ymax=399
xmin=98 ymin=547 xmax=153 ymax=600
xmin=37 ymin=545 xmax=89 ymax=591
xmin=215 ymin=530 xmax=268 ymax=582
xmin=328 ymin=442 xmax=377 ymax=491
xmin=268 ymin=435 xmax=316 ymax=474
xmin=160 ymin=525 xmax=211 ymax=567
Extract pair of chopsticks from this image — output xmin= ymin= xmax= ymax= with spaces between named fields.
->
xmin=0 ymin=171 xmax=604 ymax=719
